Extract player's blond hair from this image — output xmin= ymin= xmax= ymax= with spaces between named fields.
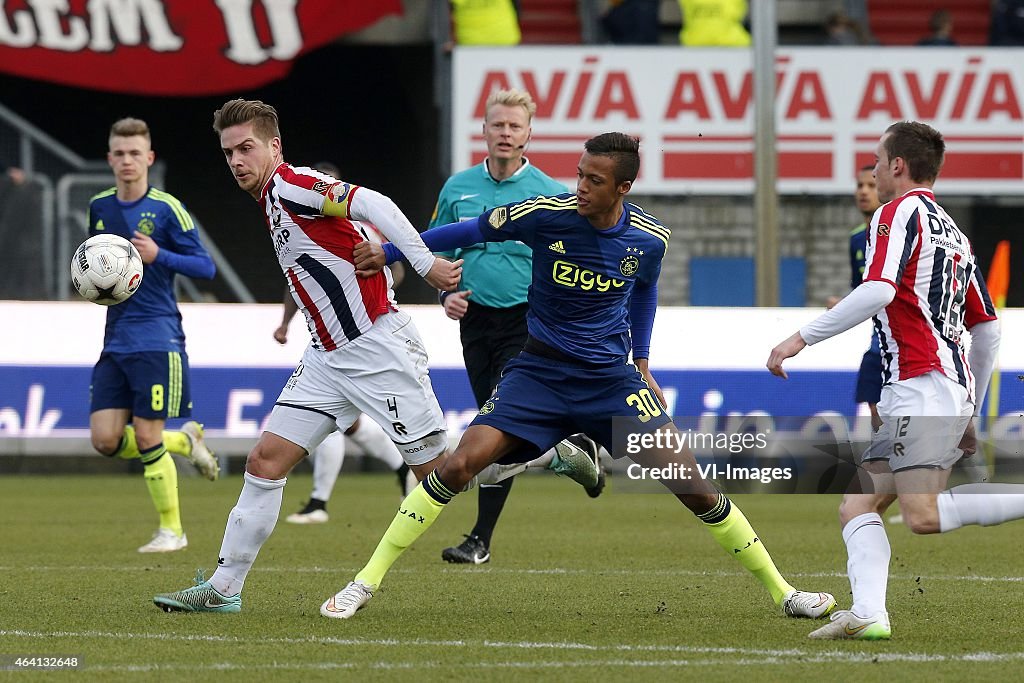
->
xmin=109 ymin=117 xmax=150 ymax=141
xmin=212 ymin=99 xmax=281 ymax=143
xmin=485 ymin=88 xmax=537 ymax=121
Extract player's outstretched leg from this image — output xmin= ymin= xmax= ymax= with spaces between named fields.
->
xmin=936 ymin=482 xmax=1024 ymax=531
xmin=323 ymin=427 xmax=526 ymax=619
xmin=321 ymin=470 xmax=455 ymax=619
xmin=694 ymin=492 xmax=837 ymax=619
xmin=469 ymin=441 xmax=596 ymax=491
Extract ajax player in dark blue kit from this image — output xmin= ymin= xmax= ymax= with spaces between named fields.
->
xmin=88 ymin=117 xmax=218 ymax=553
xmin=321 ymin=133 xmax=837 ymax=621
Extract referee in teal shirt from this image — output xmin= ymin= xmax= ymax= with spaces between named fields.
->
xmin=433 ymin=89 xmax=590 ymax=565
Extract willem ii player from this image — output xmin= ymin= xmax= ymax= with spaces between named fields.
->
xmin=152 ymin=98 xmax=461 ymax=613
xmin=322 ymin=132 xmax=837 ymax=620
xmin=769 ymin=121 xmax=1024 ymax=640
xmin=153 ymin=100 xmax=593 ymax=614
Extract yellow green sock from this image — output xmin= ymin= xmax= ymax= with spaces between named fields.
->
xmin=114 ymin=425 xmax=140 ymax=460
xmin=141 ymin=445 xmax=182 ymax=536
xmin=354 ymin=472 xmax=454 ymax=589
xmin=163 ymin=428 xmax=190 ymax=456
xmin=698 ymin=494 xmax=794 ymax=605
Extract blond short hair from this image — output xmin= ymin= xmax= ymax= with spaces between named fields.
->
xmin=212 ymin=99 xmax=281 ymax=142
xmin=485 ymin=88 xmax=537 ymax=121
xmin=109 ymin=117 xmax=150 ymax=141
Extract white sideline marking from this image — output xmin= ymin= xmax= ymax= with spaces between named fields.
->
xmin=1 ymin=565 xmax=1022 ymax=583
xmin=63 ymin=654 xmax=1024 ymax=673
xmin=2 ymin=630 xmax=1024 ymax=668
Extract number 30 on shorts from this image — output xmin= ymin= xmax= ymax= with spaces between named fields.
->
xmin=626 ymin=389 xmax=663 ymax=423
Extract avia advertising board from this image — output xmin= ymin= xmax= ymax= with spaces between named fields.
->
xmin=453 ymin=47 xmax=1024 ymax=195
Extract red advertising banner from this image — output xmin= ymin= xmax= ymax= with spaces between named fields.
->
xmin=453 ymin=47 xmax=1024 ymax=195
xmin=0 ymin=0 xmax=401 ymax=95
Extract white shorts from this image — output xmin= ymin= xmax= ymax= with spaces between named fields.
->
xmin=264 ymin=311 xmax=447 ymax=466
xmin=863 ymin=371 xmax=973 ymax=472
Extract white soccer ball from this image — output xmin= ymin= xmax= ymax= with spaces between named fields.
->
xmin=70 ymin=234 xmax=144 ymax=306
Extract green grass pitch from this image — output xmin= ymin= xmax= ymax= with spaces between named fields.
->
xmin=1 ymin=471 xmax=1022 ymax=681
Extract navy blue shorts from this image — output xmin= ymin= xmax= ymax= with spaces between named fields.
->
xmin=90 ymin=351 xmax=192 ymax=419
xmin=471 ymin=351 xmax=673 ymax=462
xmin=855 ymin=349 xmax=883 ymax=405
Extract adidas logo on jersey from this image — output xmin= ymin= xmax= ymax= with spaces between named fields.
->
xmin=548 ymin=241 xmax=566 ymax=254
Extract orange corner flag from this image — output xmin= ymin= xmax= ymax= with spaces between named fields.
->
xmin=985 ymin=241 xmax=1010 ymax=457
xmin=987 ymin=240 xmax=1010 ymax=308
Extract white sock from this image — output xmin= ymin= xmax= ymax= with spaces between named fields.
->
xmin=528 ymin=448 xmax=555 ymax=469
xmin=210 ymin=472 xmax=286 ymax=596
xmin=311 ymin=432 xmax=345 ymax=502
xmin=473 ymin=461 xmax=528 ymax=487
xmin=348 ymin=419 xmax=404 ymax=471
xmin=460 ymin=440 xmax=578 ymax=491
xmin=936 ymin=483 xmax=1024 ymax=532
xmin=487 ymin=441 xmax=574 ymax=482
xmin=843 ymin=512 xmax=890 ymax=619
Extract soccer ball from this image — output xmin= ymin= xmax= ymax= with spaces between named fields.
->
xmin=70 ymin=234 xmax=144 ymax=305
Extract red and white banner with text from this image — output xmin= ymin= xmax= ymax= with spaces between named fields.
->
xmin=0 ymin=0 xmax=401 ymax=95
xmin=453 ymin=47 xmax=1024 ymax=195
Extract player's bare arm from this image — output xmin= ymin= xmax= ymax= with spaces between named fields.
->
xmin=769 ymin=280 xmax=895 ymax=379
xmin=767 ymin=332 xmax=807 ymax=379
xmin=273 ymin=291 xmax=299 ymax=345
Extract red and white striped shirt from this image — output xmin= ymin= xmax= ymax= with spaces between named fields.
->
xmin=864 ymin=188 xmax=997 ymax=395
xmin=259 ymin=163 xmax=434 ymax=351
